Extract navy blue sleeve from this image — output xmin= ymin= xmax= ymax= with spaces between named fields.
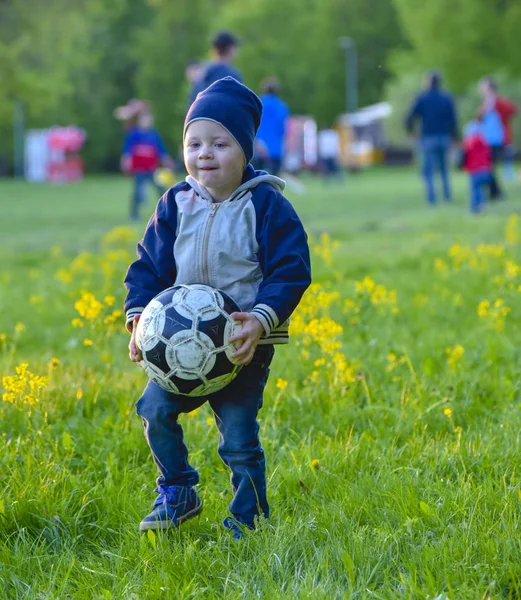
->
xmin=250 ymin=189 xmax=311 ymax=334
xmin=405 ymin=94 xmax=422 ymax=133
xmin=123 ymin=187 xmax=180 ymax=328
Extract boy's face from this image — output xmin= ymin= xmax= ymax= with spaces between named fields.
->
xmin=184 ymin=120 xmax=245 ymax=202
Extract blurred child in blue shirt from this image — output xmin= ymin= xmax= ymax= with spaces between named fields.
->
xmin=121 ymin=110 xmax=173 ymax=221
xmin=255 ymin=77 xmax=289 ymax=176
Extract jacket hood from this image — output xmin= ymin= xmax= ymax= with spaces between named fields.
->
xmin=186 ymin=164 xmax=285 ymax=203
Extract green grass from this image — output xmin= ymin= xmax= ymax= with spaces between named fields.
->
xmin=2 ymin=168 xmax=521 ymax=599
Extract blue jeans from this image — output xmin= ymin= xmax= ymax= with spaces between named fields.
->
xmin=503 ymin=144 xmax=516 ymax=181
xmin=469 ymin=171 xmax=493 ymax=213
xmin=136 ymin=346 xmax=274 ymax=527
xmin=420 ymin=135 xmax=452 ymax=204
xmin=131 ymin=172 xmax=165 ymax=221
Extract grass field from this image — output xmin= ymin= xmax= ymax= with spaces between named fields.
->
xmin=2 ymin=168 xmax=521 ymax=599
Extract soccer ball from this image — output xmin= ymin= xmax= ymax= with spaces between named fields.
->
xmin=135 ymin=284 xmax=242 ymax=396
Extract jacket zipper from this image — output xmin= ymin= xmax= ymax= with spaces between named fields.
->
xmin=201 ymin=203 xmax=220 ymax=285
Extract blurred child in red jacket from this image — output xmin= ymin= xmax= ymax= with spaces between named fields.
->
xmin=461 ymin=118 xmax=493 ymax=214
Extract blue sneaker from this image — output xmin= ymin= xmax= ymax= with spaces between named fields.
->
xmin=223 ymin=516 xmax=253 ymax=540
xmin=140 ymin=485 xmax=202 ymax=531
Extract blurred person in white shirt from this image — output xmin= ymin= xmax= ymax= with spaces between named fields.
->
xmin=318 ymin=128 xmax=341 ymax=180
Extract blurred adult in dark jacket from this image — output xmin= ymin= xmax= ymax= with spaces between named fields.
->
xmin=406 ymin=71 xmax=459 ymax=206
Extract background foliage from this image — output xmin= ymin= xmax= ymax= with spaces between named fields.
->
xmin=0 ymin=0 xmax=519 ymax=170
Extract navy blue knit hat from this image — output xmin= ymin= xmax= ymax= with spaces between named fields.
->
xmin=184 ymin=76 xmax=263 ymax=165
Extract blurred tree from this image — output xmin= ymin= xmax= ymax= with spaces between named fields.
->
xmin=391 ymin=0 xmax=521 ymax=92
xmin=0 ymin=0 xmax=90 ymax=122
xmin=133 ymin=0 xmax=213 ymax=157
xmin=0 ymin=0 xmax=94 ymax=170
xmin=383 ymin=70 xmax=424 ymax=145
xmin=220 ymin=0 xmax=405 ymax=127
xmin=61 ymin=0 xmax=154 ymax=171
xmin=0 ymin=0 xmax=406 ymax=173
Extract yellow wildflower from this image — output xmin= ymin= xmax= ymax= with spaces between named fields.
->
xmin=2 ymin=362 xmax=47 ymax=406
xmin=74 ymin=291 xmax=103 ymax=320
xmin=343 ymin=298 xmax=360 ymax=314
xmin=14 ymin=322 xmax=25 ymax=333
xmin=434 ymin=258 xmax=448 ymax=272
xmin=103 ymin=310 xmax=122 ymax=325
xmin=355 ymin=276 xmax=376 ymax=295
xmin=311 ymin=459 xmax=320 ymax=470
xmin=54 ymin=268 xmax=72 ymax=284
xmin=312 ymin=233 xmax=340 ymax=267
xmin=446 ymin=345 xmax=464 ymax=371
xmin=443 ymin=408 xmax=452 ymax=418
xmin=448 ymin=243 xmax=477 ymax=270
xmin=387 ymin=352 xmax=405 ymax=372
xmin=476 ymin=244 xmax=504 ymax=258
xmin=331 ymin=352 xmax=357 ymax=386
xmin=83 ymin=339 xmax=93 ymax=346
xmin=354 ymin=277 xmax=398 ymax=312
xmin=478 ymin=298 xmax=510 ymax=333
xmin=505 ymin=260 xmax=521 ymax=280
xmin=72 ymin=318 xmax=84 ymax=328
xmin=102 ymin=225 xmax=137 ymax=247
xmin=276 ymin=378 xmax=288 ymax=390
xmin=477 ymin=300 xmax=490 ymax=318
xmin=70 ymin=252 xmax=94 ymax=274
xmin=104 ymin=295 xmax=116 ymax=306
xmin=76 ymin=389 xmax=83 ymax=400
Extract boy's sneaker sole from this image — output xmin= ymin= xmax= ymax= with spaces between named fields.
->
xmin=139 ymin=501 xmax=203 ymax=531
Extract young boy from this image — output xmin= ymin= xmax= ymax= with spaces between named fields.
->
xmin=124 ymin=77 xmax=312 ymax=538
xmin=461 ymin=118 xmax=493 ymax=214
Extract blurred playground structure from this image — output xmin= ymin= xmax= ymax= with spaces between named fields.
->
xmin=282 ymin=102 xmax=396 ymax=174
xmin=24 ymin=127 xmax=87 ymax=183
xmin=337 ymin=102 xmax=394 ymax=168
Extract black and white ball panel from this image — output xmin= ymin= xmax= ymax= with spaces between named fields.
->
xmin=165 ymin=330 xmax=216 ymax=376
xmin=135 ymin=284 xmax=243 ymax=396
xmin=168 ymin=373 xmax=206 ymax=396
xmin=143 ymin=338 xmax=170 ymax=375
xmin=205 ymin=348 xmax=240 ymax=382
xmin=172 ymin=286 xmax=225 ymax=321
xmin=161 ymin=306 xmax=194 ymax=339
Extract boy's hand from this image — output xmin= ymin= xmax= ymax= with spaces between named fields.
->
xmin=121 ymin=154 xmax=132 ymax=174
xmin=229 ymin=312 xmax=264 ymax=366
xmin=128 ymin=315 xmax=143 ymax=362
